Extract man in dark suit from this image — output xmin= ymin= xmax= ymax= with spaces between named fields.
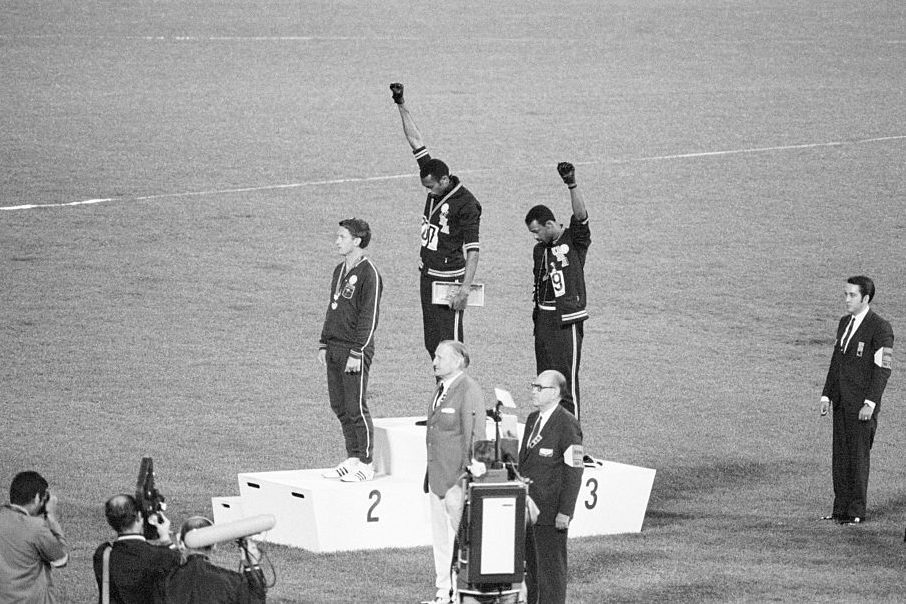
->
xmin=820 ymin=275 xmax=894 ymax=525
xmin=519 ymin=370 xmax=584 ymax=604
xmin=423 ymin=340 xmax=486 ymax=604
xmin=94 ymin=494 xmax=181 ymax=604
xmin=153 ymin=516 xmax=265 ymax=603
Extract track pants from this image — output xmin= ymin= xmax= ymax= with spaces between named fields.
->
xmin=534 ymin=309 xmax=583 ymax=420
xmin=325 ymin=343 xmax=374 ymax=464
xmin=421 ymin=274 xmax=464 ymax=359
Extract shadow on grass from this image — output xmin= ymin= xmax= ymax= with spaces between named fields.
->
xmin=645 ymin=458 xmax=801 ymax=527
xmin=571 ymin=547 xmax=667 ymax=578
xmin=605 ymin=578 xmax=759 ymax=604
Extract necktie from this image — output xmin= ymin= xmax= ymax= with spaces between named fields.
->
xmin=528 ymin=417 xmax=542 ymax=448
xmin=840 ymin=316 xmax=856 ymax=352
xmin=432 ymin=383 xmax=445 ymax=410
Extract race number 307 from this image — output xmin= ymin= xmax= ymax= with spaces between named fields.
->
xmin=421 ymin=222 xmax=439 ymax=251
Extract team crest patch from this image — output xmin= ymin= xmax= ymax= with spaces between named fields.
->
xmin=551 ymin=245 xmax=570 ymax=266
xmin=439 ymin=203 xmax=450 ymax=233
xmin=341 ymin=284 xmax=355 ymax=299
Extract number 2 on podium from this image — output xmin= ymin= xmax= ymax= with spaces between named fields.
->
xmin=367 ymin=489 xmax=381 ymax=522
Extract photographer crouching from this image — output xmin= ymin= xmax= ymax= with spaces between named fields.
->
xmin=153 ymin=516 xmax=266 ymax=603
xmin=94 ymin=494 xmax=181 ymax=603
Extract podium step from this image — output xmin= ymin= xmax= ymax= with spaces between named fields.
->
xmin=212 ymin=417 xmax=655 ymax=552
xmin=236 ymin=469 xmax=431 ymax=552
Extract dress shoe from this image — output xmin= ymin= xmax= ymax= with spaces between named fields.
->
xmin=820 ymin=514 xmax=838 ymax=521
xmin=841 ymin=517 xmax=863 ymax=526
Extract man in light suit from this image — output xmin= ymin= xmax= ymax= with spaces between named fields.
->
xmin=820 ymin=275 xmax=894 ymax=525
xmin=422 ymin=340 xmax=486 ymax=604
xmin=519 ymin=370 xmax=584 ymax=604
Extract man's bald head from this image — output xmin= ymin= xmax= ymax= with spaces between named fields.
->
xmin=104 ymin=494 xmax=141 ymax=533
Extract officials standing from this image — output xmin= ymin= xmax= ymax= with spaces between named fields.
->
xmin=422 ymin=341 xmax=486 ymax=604
xmin=519 ymin=370 xmax=584 ymax=604
xmin=820 ymin=276 xmax=894 ymax=525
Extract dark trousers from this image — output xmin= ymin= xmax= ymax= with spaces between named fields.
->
xmin=325 ymin=343 xmax=374 ymax=464
xmin=525 ymin=524 xmax=568 ymax=604
xmin=832 ymin=407 xmax=876 ymax=519
xmin=534 ymin=310 xmax=583 ymax=419
xmin=420 ymin=275 xmax=464 ymax=358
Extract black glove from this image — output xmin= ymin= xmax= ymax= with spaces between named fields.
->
xmin=557 ymin=162 xmax=576 ymax=187
xmin=390 ymin=82 xmax=405 ymax=104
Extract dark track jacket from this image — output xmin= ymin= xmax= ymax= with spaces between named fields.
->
xmin=413 ymin=146 xmax=482 ymax=280
xmin=532 ymin=214 xmax=590 ymax=326
xmin=319 ymin=257 xmax=382 ymax=360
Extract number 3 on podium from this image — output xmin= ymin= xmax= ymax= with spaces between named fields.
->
xmin=584 ymin=477 xmax=598 ymax=510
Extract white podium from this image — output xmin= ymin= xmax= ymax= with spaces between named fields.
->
xmin=236 ymin=469 xmax=430 ymax=552
xmin=570 ymin=461 xmax=655 ymax=536
xmin=212 ymin=416 xmax=655 ymax=552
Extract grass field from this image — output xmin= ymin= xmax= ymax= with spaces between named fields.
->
xmin=2 ymin=1 xmax=905 ymax=602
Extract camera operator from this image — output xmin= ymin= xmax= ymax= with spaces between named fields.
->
xmin=0 ymin=471 xmax=68 ymax=603
xmin=93 ymin=494 xmax=180 ymax=604
xmin=153 ymin=516 xmax=266 ymax=603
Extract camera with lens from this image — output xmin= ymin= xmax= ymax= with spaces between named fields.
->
xmin=135 ymin=457 xmax=167 ymax=540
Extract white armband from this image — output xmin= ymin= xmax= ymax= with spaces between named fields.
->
xmin=564 ymin=444 xmax=584 ymax=468
xmin=874 ymin=347 xmax=892 ymax=369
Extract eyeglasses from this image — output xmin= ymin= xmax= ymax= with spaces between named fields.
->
xmin=530 ymin=383 xmax=556 ymax=392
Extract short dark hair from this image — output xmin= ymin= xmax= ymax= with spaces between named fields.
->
xmin=847 ymin=275 xmax=875 ymax=303
xmin=180 ymin=516 xmax=214 ymax=551
xmin=524 ymin=204 xmax=556 ymax=226
xmin=105 ymin=494 xmax=141 ymax=533
xmin=339 ymin=218 xmax=372 ymax=249
xmin=10 ymin=471 xmax=48 ymax=506
xmin=419 ymin=158 xmax=450 ymax=181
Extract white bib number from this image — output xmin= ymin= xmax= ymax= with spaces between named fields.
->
xmin=550 ymin=269 xmax=566 ymax=297
xmin=421 ymin=220 xmax=439 ymax=251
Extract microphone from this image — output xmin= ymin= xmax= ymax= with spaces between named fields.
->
xmin=183 ymin=514 xmax=276 ymax=549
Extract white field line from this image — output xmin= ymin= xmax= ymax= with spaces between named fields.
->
xmin=2 ymin=135 xmax=903 ymax=211
xmin=2 ymin=35 xmax=905 ymax=45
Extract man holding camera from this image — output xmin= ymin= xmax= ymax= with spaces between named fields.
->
xmin=93 ymin=494 xmax=180 ymax=604
xmin=153 ymin=516 xmax=266 ymax=603
xmin=0 ymin=471 xmax=68 ymax=603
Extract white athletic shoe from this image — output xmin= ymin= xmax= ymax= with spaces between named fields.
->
xmin=340 ymin=461 xmax=374 ymax=482
xmin=321 ymin=457 xmax=358 ymax=479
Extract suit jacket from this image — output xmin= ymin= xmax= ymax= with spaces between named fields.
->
xmin=153 ymin=555 xmax=266 ymax=604
xmin=425 ymin=373 xmax=486 ymax=497
xmin=822 ymin=309 xmax=894 ymax=415
xmin=518 ymin=405 xmax=584 ymax=526
xmin=93 ymin=536 xmax=181 ymax=604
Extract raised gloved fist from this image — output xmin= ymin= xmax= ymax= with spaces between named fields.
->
xmin=389 ymin=82 xmax=405 ymax=104
xmin=557 ymin=162 xmax=576 ymax=187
